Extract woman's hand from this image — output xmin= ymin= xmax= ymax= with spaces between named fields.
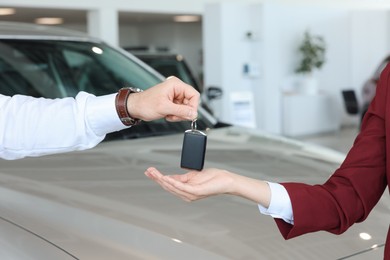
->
xmin=145 ymin=167 xmax=271 ymax=207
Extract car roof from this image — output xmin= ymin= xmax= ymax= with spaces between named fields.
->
xmin=0 ymin=21 xmax=99 ymax=42
xmin=131 ymin=51 xmax=183 ymax=59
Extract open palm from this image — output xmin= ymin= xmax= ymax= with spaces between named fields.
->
xmin=145 ymin=167 xmax=234 ymax=201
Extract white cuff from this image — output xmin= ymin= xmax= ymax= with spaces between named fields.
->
xmin=85 ymin=93 xmax=128 ymax=136
xmin=258 ymin=182 xmax=294 ymax=224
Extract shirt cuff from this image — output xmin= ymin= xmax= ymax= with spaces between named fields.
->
xmin=258 ymin=182 xmax=294 ymax=224
xmin=85 ymin=93 xmax=128 ymax=136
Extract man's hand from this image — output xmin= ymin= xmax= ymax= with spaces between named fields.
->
xmin=126 ymin=76 xmax=199 ymax=122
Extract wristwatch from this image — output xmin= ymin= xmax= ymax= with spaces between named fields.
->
xmin=115 ymin=87 xmax=143 ymax=126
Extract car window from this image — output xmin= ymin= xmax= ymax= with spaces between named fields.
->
xmin=148 ymin=59 xmax=193 ymax=84
xmin=134 ymin=54 xmax=202 ymax=93
xmin=0 ymin=41 xmax=66 ymax=98
xmin=0 ymin=40 xmax=162 ymax=97
xmin=0 ymin=39 xmax=217 ymax=140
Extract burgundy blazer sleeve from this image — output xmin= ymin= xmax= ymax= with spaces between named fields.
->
xmin=276 ymin=64 xmax=390 ymax=239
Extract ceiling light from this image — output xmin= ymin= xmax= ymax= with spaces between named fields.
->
xmin=35 ymin=17 xmax=64 ymax=25
xmin=173 ymin=15 xmax=200 ymax=23
xmin=0 ymin=8 xmax=15 ymax=16
xmin=176 ymin=55 xmax=183 ymax=61
xmin=92 ymin=46 xmax=103 ymax=55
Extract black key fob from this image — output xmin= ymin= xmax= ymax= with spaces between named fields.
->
xmin=180 ymin=129 xmax=207 ymax=171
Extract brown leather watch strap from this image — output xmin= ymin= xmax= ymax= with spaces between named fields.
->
xmin=115 ymin=87 xmax=142 ymax=126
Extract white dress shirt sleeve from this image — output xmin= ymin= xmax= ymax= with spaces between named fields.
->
xmin=0 ymin=92 xmax=126 ymax=160
xmin=258 ymin=182 xmax=294 ymax=224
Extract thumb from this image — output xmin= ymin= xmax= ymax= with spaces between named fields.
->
xmin=165 ymin=103 xmax=197 ymax=121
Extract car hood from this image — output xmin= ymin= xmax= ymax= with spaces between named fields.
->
xmin=0 ymin=126 xmax=388 ymax=259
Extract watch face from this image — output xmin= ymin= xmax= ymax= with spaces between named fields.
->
xmin=128 ymin=87 xmax=143 ymax=93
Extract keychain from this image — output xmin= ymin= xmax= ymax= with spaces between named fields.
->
xmin=180 ymin=118 xmax=207 ymax=171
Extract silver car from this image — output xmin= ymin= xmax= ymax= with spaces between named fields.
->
xmin=0 ymin=22 xmax=388 ymax=259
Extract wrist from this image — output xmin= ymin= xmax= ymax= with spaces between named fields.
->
xmin=228 ymin=173 xmax=252 ymax=199
xmin=115 ymin=87 xmax=143 ymax=126
xmin=125 ymin=91 xmax=142 ymax=120
xmin=231 ymin=174 xmax=271 ymax=206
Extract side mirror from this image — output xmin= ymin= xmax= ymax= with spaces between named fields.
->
xmin=206 ymin=86 xmax=223 ymax=101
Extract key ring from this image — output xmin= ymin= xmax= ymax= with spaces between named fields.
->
xmin=185 ymin=118 xmax=206 ymax=136
xmin=191 ymin=118 xmax=197 ymax=130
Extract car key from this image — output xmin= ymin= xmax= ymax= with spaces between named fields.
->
xmin=180 ymin=119 xmax=207 ymax=171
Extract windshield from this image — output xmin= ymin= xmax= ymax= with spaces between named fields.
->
xmin=0 ymin=39 xmax=216 ymax=140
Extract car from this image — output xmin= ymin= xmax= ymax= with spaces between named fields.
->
xmin=128 ymin=51 xmax=203 ymax=93
xmin=0 ymin=21 xmax=388 ymax=259
xmin=0 ymin=22 xmax=218 ymax=141
xmin=128 ymin=50 xmax=223 ymax=115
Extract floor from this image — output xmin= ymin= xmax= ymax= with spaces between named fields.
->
xmin=296 ymin=125 xmax=360 ymax=154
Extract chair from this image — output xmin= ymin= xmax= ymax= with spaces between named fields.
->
xmin=341 ymin=89 xmax=359 ymax=115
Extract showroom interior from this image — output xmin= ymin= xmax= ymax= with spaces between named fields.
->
xmin=1 ymin=0 xmax=390 ymax=259
xmin=2 ymin=0 xmax=389 ymax=137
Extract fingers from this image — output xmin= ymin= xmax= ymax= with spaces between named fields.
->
xmin=145 ymin=168 xmax=180 ymax=196
xmin=163 ymin=103 xmax=197 ymax=121
xmin=162 ymin=175 xmax=204 ymax=201
xmin=165 ymin=76 xmax=199 ymax=121
xmin=144 ymin=167 xmax=185 ymax=181
xmin=161 ymin=176 xmax=198 ymax=202
xmin=133 ymin=76 xmax=199 ymax=122
xmin=144 ymin=167 xmax=201 ymax=202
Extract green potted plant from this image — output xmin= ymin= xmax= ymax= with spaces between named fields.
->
xmin=296 ymin=30 xmax=326 ymax=94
